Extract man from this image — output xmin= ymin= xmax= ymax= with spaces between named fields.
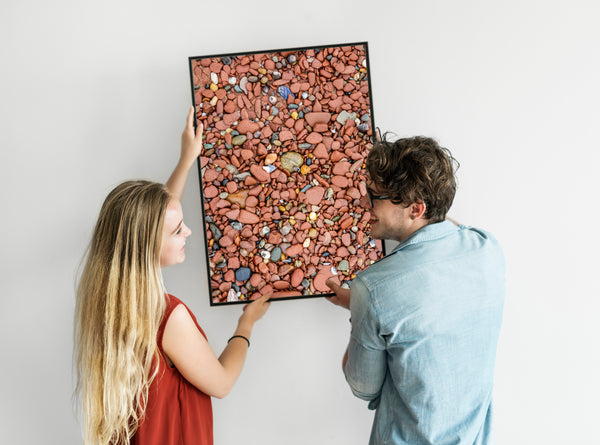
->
xmin=326 ymin=136 xmax=505 ymax=445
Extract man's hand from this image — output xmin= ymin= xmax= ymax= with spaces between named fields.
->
xmin=325 ymin=278 xmax=351 ymax=310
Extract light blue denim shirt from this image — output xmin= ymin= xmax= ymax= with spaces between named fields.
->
xmin=344 ymin=220 xmax=505 ymax=445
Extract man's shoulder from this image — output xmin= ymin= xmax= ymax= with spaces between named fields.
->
xmin=354 ymin=252 xmax=410 ymax=298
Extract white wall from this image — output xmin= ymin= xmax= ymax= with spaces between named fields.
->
xmin=2 ymin=1 xmax=599 ymax=443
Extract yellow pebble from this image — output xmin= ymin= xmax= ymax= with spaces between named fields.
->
xmin=291 ymin=111 xmax=299 ymax=120
xmin=265 ymin=153 xmax=278 ymax=164
xmin=281 ymin=254 xmax=286 ymax=261
xmin=300 ymin=165 xmax=311 ymax=175
xmin=209 ymin=239 xmax=214 ymax=247
xmin=210 ymin=83 xmax=218 ymax=91
xmin=308 ymin=228 xmax=318 ymax=238
xmin=309 ymin=211 xmax=317 ymax=221
xmin=258 ymin=68 xmax=267 ymax=75
xmin=278 ymin=205 xmax=287 ymax=212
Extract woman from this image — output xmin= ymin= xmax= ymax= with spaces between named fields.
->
xmin=74 ymin=107 xmax=271 ymax=444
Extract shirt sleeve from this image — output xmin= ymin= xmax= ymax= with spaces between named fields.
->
xmin=343 ymin=276 xmax=387 ymax=407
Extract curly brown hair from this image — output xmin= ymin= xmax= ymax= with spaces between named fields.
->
xmin=366 ymin=135 xmax=458 ymax=223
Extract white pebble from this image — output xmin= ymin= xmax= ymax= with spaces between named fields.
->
xmin=227 ymin=289 xmax=239 ymax=302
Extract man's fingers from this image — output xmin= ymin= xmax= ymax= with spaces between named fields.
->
xmin=326 ymin=278 xmax=341 ymax=292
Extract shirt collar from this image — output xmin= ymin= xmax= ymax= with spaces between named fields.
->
xmin=392 ymin=220 xmax=459 ymax=253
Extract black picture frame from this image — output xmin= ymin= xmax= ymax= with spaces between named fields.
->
xmin=189 ymin=42 xmax=385 ymax=306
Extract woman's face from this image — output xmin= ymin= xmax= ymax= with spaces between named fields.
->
xmin=160 ymin=198 xmax=191 ymax=268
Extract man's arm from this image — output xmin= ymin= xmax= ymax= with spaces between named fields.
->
xmin=166 ymin=106 xmax=204 ymax=200
xmin=343 ymin=278 xmax=387 ymax=403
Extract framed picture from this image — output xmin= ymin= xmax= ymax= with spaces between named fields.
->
xmin=189 ymin=42 xmax=385 ymax=305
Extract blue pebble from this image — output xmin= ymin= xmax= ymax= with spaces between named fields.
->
xmin=235 ymin=267 xmax=252 ymax=282
xmin=277 ymin=85 xmax=295 ymax=100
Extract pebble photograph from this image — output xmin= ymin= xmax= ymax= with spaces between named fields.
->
xmin=189 ymin=42 xmax=384 ymax=305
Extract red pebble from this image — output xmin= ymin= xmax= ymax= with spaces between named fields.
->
xmin=306 ymin=132 xmax=323 ymax=144
xmin=286 ymin=244 xmax=303 ymax=257
xmin=204 ymin=185 xmax=218 ymax=198
xmin=250 ymin=164 xmax=270 ymax=182
xmin=313 ymin=268 xmax=335 ymax=292
xmin=291 ymin=268 xmax=304 ymax=287
xmin=305 ymin=186 xmax=325 ymax=205
xmin=341 ymin=233 xmax=352 ymax=246
xmin=273 ymin=281 xmax=289 ymax=290
xmin=238 ymin=210 xmax=259 ymax=224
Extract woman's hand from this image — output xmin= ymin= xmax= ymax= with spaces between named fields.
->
xmin=166 ymin=106 xmax=204 ymax=200
xmin=180 ymin=106 xmax=204 ymax=166
xmin=239 ymin=294 xmax=271 ymax=326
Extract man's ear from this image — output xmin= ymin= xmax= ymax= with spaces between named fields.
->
xmin=409 ymin=201 xmax=427 ymax=220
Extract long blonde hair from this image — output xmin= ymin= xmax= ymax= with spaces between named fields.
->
xmin=75 ymin=180 xmax=170 ymax=444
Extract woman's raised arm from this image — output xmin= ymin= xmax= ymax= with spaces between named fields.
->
xmin=166 ymin=106 xmax=204 ymax=200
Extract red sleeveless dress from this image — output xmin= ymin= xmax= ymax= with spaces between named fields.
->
xmin=132 ymin=294 xmax=213 ymax=445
